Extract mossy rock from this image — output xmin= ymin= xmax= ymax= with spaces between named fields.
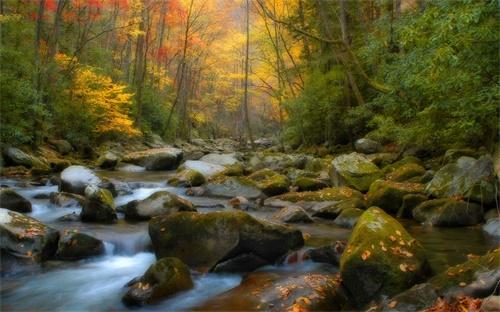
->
xmin=0 ymin=208 xmax=59 ymax=262
xmin=123 ymin=147 xmax=183 ymax=171
xmin=333 ymin=207 xmax=364 ymax=228
xmin=330 ymin=152 xmax=383 ymax=192
xmin=304 ymin=157 xmax=330 ymax=172
xmin=81 ymin=186 xmax=116 ymax=223
xmin=443 ymin=148 xmax=481 ymax=164
xmin=397 ymin=194 xmax=428 ymax=219
xmin=270 ymin=186 xmax=364 ymax=203
xmin=122 ymin=257 xmax=193 ymax=306
xmin=386 ymin=163 xmax=426 ymax=182
xmin=412 ymin=198 xmax=483 ymax=226
xmin=312 ymin=198 xmax=366 ymax=220
xmin=273 ymin=206 xmax=313 ymax=223
xmin=248 ymin=169 xmax=291 ymax=196
xmin=0 ymin=188 xmax=32 ymax=213
xmin=205 ymin=176 xmax=264 ymax=199
xmin=425 ymin=155 xmax=496 ymax=206
xmin=149 ymin=211 xmax=304 ymax=272
xmin=340 ymin=207 xmax=430 ymax=306
xmin=223 ymin=163 xmax=245 ymax=176
xmin=168 ymin=169 xmax=206 ymax=187
xmin=56 ymin=231 xmax=105 ymax=260
xmin=294 ymin=176 xmax=328 ymax=192
xmin=124 ymin=191 xmax=196 ymax=221
xmin=367 ymin=180 xmax=425 ymax=214
xmin=382 ymin=156 xmax=424 ymax=174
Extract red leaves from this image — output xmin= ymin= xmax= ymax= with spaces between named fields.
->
xmin=424 ymin=296 xmax=482 ymax=312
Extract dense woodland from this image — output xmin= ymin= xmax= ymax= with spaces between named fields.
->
xmin=1 ymin=0 xmax=497 ymax=152
xmin=0 ymin=1 xmax=500 ymax=312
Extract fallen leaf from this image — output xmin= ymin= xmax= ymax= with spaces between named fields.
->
xmin=389 ymin=235 xmax=396 ymax=242
xmin=459 ymin=282 xmax=466 ymax=287
xmin=388 ymin=300 xmax=397 ymax=308
xmin=399 ymin=263 xmax=407 ymax=272
xmin=395 ymin=230 xmax=402 ymax=236
xmin=361 ymin=250 xmax=371 ymax=261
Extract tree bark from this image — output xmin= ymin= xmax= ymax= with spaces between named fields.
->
xmin=242 ymin=0 xmax=255 ymax=149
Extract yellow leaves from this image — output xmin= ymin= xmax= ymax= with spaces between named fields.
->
xmin=54 ymin=53 xmax=73 ymax=68
xmin=395 ymin=230 xmax=402 ymax=236
xmin=296 ymin=297 xmax=311 ymax=305
xmin=70 ymin=66 xmax=140 ymax=137
xmin=399 ymin=263 xmax=408 ymax=272
xmin=361 ymin=250 xmax=371 ymax=261
xmin=389 ymin=235 xmax=397 ymax=242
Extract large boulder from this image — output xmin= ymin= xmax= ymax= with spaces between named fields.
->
xmin=55 ymin=230 xmax=105 ymax=260
xmin=196 ymin=270 xmax=349 ymax=311
xmin=124 ymin=191 xmax=195 ymax=221
xmin=123 ymin=147 xmax=183 ymax=171
xmin=0 ymin=188 xmax=32 ymax=213
xmin=413 ymin=198 xmax=483 ymax=226
xmin=425 ymin=155 xmax=497 ymax=205
xmin=122 ymin=257 xmax=193 ymax=306
xmin=205 ymin=177 xmax=264 ymax=199
xmin=168 ymin=169 xmax=206 ymax=187
xmin=340 ymin=207 xmax=429 ymax=306
xmin=180 ymin=160 xmax=226 ymax=179
xmin=149 ymin=211 xmax=304 ymax=272
xmin=248 ymin=169 xmax=290 ymax=196
xmin=81 ymin=186 xmax=117 ymax=223
xmin=96 ymin=151 xmax=119 ymax=169
xmin=199 ymin=153 xmax=240 ymax=166
xmin=273 ymin=206 xmax=313 ymax=223
xmin=2 ymin=147 xmax=48 ymax=169
xmin=354 ymin=138 xmax=382 ymax=154
xmin=0 ymin=208 xmax=59 ymax=262
xmin=268 ymin=186 xmax=364 ymax=204
xmin=385 ymin=163 xmax=426 ymax=182
xmin=312 ymin=198 xmax=366 ymax=220
xmin=303 ymin=241 xmax=347 ymax=266
xmin=367 ymin=180 xmax=425 ymax=214
xmin=60 ymin=165 xmax=102 ymax=195
xmin=330 ymin=153 xmax=382 ymax=192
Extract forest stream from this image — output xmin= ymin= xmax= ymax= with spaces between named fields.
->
xmin=1 ymin=167 xmax=496 ymax=311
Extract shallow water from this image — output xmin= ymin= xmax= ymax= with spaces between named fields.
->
xmin=0 ymin=171 xmax=497 ymax=311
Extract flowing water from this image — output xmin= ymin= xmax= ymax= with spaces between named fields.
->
xmin=0 ymin=170 xmax=496 ymax=311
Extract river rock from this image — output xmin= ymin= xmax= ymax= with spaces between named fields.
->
xmin=249 ymin=152 xmax=307 ymax=172
xmin=96 ymin=151 xmax=119 ymax=169
xmin=294 ymin=176 xmax=328 ymax=191
xmin=413 ymin=198 xmax=483 ymax=226
xmin=179 ymin=160 xmax=225 ymax=179
xmin=149 ymin=211 xmax=304 ymax=272
xmin=273 ymin=206 xmax=313 ymax=223
xmin=205 ymin=177 xmax=264 ymax=199
xmin=330 ymin=153 xmax=382 ymax=192
xmin=2 ymin=147 xmax=48 ymax=169
xmin=55 ymin=230 xmax=105 ymax=260
xmin=354 ymin=138 xmax=382 ymax=154
xmin=340 ymin=207 xmax=429 ymax=306
xmin=333 ymin=207 xmax=364 ymax=228
xmin=81 ymin=186 xmax=116 ymax=223
xmin=60 ymin=165 xmax=102 ymax=195
xmin=168 ymin=169 xmax=206 ymax=187
xmin=123 ymin=147 xmax=183 ymax=171
xmin=397 ymin=193 xmax=428 ymax=218
xmin=248 ymin=169 xmax=290 ymax=196
xmin=124 ymin=191 xmax=196 ymax=221
xmin=196 ymin=270 xmax=349 ymax=311
xmin=367 ymin=180 xmax=425 ymax=214
xmin=199 ymin=153 xmax=240 ymax=166
xmin=0 ymin=208 xmax=59 ymax=261
xmin=425 ymin=155 xmax=497 ymax=205
xmin=484 ymin=209 xmax=498 ymax=220
xmin=385 ymin=163 xmax=426 ymax=182
xmin=483 ymin=218 xmax=500 ymax=237
xmin=311 ymin=197 xmax=366 ymax=219
xmin=0 ymin=188 xmax=32 ymax=213
xmin=304 ymin=241 xmax=346 ymax=266
xmin=49 ymin=139 xmax=73 ymax=155
xmin=49 ymin=192 xmax=85 ymax=207
xmin=122 ymin=257 xmax=193 ymax=306
xmin=212 ymin=253 xmax=268 ymax=273
xmin=268 ymin=186 xmax=364 ymax=204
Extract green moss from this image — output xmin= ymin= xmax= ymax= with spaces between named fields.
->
xmin=386 ymin=163 xmax=426 ymax=182
xmin=330 ymin=153 xmax=383 ymax=192
xmin=340 ymin=207 xmax=429 ymax=306
xmin=397 ymin=194 xmax=428 ymax=218
xmin=367 ymin=180 xmax=425 ymax=214
xmin=412 ymin=198 xmax=483 ymax=226
xmin=247 ymin=169 xmax=290 ymax=196
xmin=223 ymin=163 xmax=245 ymax=176
xmin=272 ymin=186 xmax=364 ymax=202
xmin=169 ymin=169 xmax=206 ymax=187
xmin=294 ymin=176 xmax=328 ymax=192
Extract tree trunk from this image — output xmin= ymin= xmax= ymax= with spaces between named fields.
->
xmin=33 ymin=0 xmax=46 ymax=146
xmin=242 ymin=0 xmax=255 ymax=149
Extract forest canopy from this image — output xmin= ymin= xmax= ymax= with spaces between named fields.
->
xmin=0 ymin=0 xmax=498 ymax=153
